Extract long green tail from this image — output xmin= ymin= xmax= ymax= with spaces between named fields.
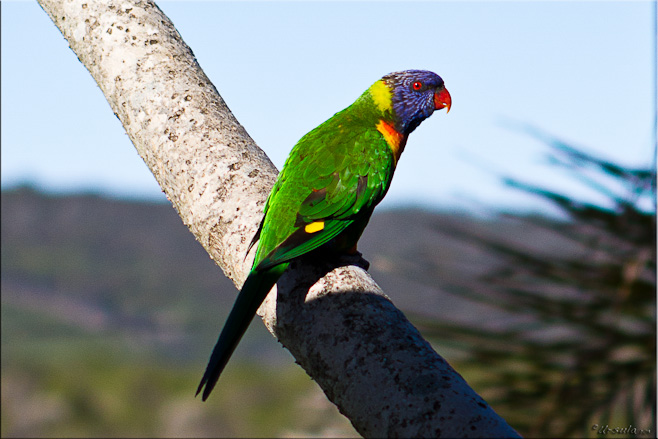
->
xmin=196 ymin=263 xmax=289 ymax=401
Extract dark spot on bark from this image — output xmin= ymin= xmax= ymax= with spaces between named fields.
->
xmin=216 ymin=185 xmax=227 ymax=201
xmin=228 ymin=163 xmax=241 ymax=171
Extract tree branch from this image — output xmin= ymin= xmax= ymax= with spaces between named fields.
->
xmin=37 ymin=0 xmax=520 ymax=437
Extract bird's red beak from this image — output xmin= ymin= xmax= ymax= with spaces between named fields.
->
xmin=434 ymin=87 xmax=451 ymax=113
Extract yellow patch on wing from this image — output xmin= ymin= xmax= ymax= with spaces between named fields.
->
xmin=376 ymin=120 xmax=404 ymax=162
xmin=304 ymin=221 xmax=325 ymax=234
xmin=369 ymin=80 xmax=392 ymax=112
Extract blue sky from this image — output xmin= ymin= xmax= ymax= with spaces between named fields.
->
xmin=1 ymin=1 xmax=655 ymax=213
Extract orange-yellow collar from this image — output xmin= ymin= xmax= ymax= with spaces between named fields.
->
xmin=376 ymin=120 xmax=407 ymax=163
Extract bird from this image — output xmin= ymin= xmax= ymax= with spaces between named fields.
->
xmin=196 ymin=70 xmax=451 ymax=400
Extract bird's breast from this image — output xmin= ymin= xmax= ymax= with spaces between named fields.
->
xmin=376 ymin=119 xmax=407 ymax=163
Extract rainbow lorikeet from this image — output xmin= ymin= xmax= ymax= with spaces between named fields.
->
xmin=197 ymin=70 xmax=451 ymax=400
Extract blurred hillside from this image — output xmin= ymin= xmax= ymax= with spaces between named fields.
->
xmin=1 ymin=186 xmax=357 ymax=438
xmin=1 ymin=150 xmax=655 ymax=439
xmin=0 ymin=186 xmax=577 ymax=365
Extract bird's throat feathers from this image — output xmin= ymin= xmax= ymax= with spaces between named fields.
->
xmin=368 ymin=80 xmax=407 ymax=163
xmin=376 ymin=119 xmax=406 ymax=163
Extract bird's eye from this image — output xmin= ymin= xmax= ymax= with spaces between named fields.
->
xmin=412 ymin=81 xmax=423 ymax=91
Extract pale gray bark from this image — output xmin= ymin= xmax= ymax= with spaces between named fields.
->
xmin=37 ymin=1 xmax=520 ymax=437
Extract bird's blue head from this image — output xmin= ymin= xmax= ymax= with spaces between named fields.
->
xmin=370 ymin=70 xmax=451 ymax=135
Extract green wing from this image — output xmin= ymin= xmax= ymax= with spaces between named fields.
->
xmin=252 ymin=112 xmax=395 ymax=271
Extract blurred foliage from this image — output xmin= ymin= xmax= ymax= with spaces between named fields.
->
xmin=416 ymin=132 xmax=656 ymax=438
